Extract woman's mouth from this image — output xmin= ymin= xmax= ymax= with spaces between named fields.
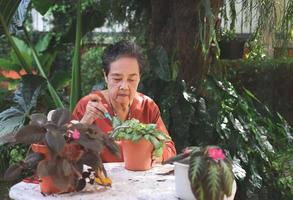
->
xmin=118 ymin=94 xmax=129 ymax=97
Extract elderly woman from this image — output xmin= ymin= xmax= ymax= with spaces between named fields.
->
xmin=72 ymin=40 xmax=176 ymax=163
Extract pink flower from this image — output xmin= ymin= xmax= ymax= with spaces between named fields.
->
xmin=208 ymin=148 xmax=225 ymax=160
xmin=72 ymin=129 xmax=80 ymax=140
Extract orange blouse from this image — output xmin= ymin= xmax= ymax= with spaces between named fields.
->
xmin=72 ymin=91 xmax=176 ymax=162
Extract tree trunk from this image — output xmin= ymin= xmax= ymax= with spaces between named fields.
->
xmin=148 ymin=0 xmax=221 ymax=88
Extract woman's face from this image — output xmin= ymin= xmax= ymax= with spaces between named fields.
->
xmin=105 ymin=57 xmax=140 ymax=107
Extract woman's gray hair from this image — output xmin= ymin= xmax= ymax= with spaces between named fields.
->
xmin=101 ymin=40 xmax=145 ymax=76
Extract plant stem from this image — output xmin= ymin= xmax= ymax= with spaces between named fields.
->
xmin=69 ymin=0 xmax=82 ymax=112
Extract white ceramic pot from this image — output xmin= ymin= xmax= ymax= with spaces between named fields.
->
xmin=174 ymin=162 xmax=237 ymax=200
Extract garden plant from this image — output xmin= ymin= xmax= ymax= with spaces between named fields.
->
xmin=3 ymin=108 xmax=120 ymax=194
xmin=0 ymin=0 xmax=293 ymax=199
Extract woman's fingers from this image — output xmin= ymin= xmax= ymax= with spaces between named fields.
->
xmin=93 ymin=102 xmax=108 ymax=116
xmin=81 ymin=94 xmax=110 ymax=124
xmin=89 ymin=94 xmax=101 ymax=102
xmin=86 ymin=95 xmax=109 ymax=119
xmin=89 ymin=94 xmax=109 ymax=114
xmin=85 ymin=102 xmax=100 ymax=118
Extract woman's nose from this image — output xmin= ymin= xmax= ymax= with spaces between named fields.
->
xmin=119 ymin=80 xmax=128 ymax=90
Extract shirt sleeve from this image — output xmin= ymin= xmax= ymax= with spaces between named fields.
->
xmin=72 ymin=96 xmax=89 ymax=121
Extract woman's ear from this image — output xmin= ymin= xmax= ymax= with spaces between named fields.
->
xmin=103 ymin=70 xmax=108 ymax=83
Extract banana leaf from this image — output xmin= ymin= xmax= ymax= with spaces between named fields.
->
xmin=69 ymin=0 xmax=82 ymax=112
xmin=0 ymin=74 xmax=46 ymax=145
xmin=0 ymin=0 xmax=22 ymax=35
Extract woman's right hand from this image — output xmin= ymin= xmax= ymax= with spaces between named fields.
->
xmin=80 ymin=94 xmax=109 ymax=124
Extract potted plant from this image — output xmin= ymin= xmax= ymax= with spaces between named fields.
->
xmin=218 ymin=29 xmax=247 ymax=59
xmin=110 ymin=117 xmax=171 ymax=171
xmin=3 ymin=108 xmax=120 ymax=194
xmin=165 ymin=146 xmax=236 ymax=200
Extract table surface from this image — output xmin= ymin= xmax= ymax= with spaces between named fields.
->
xmin=9 ymin=162 xmax=178 ymax=200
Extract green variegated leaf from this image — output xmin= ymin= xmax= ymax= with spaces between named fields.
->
xmin=124 ymin=133 xmax=132 ymax=140
xmin=116 ymin=131 xmax=126 ymax=140
xmin=219 ymin=160 xmax=234 ymax=196
xmin=203 ymin=163 xmax=221 ymax=200
xmin=148 ymin=135 xmax=160 ymax=149
xmin=153 ymin=147 xmax=163 ymax=157
xmin=188 ymin=156 xmax=204 ymax=185
xmin=125 ymin=128 xmax=132 ymax=134
xmin=191 ymin=183 xmax=205 ymax=200
xmin=111 ymin=118 xmax=168 ymax=157
xmin=109 ymin=129 xmax=119 ymax=138
xmin=144 ymin=134 xmax=150 ymax=141
xmin=112 ymin=117 xmax=122 ymax=128
xmin=189 ymin=146 xmax=203 ymax=156
xmin=153 ymin=130 xmax=170 ymax=141
xmin=148 ymin=124 xmax=157 ymax=130
xmin=132 ymin=133 xmax=142 ymax=142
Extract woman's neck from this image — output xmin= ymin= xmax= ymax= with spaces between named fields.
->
xmin=102 ymin=90 xmax=132 ymax=121
xmin=111 ymin=102 xmax=131 ymax=121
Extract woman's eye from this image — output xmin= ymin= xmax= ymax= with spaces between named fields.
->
xmin=128 ymin=79 xmax=135 ymax=82
xmin=113 ymin=79 xmax=122 ymax=81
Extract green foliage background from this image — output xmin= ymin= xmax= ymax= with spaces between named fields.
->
xmin=80 ymin=46 xmax=104 ymax=96
xmin=0 ymin=0 xmax=293 ymax=199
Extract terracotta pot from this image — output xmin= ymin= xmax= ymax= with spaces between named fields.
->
xmin=32 ymin=143 xmax=83 ymax=160
xmin=121 ymin=138 xmax=153 ymax=171
xmin=31 ymin=143 xmax=83 ymax=194
xmin=31 ymin=144 xmax=50 ymax=160
xmin=38 ymin=176 xmax=64 ymax=194
xmin=174 ymin=162 xmax=237 ymax=200
xmin=101 ymin=141 xmax=123 ymax=163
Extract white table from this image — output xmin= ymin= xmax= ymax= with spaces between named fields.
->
xmin=9 ymin=163 xmax=178 ymax=200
